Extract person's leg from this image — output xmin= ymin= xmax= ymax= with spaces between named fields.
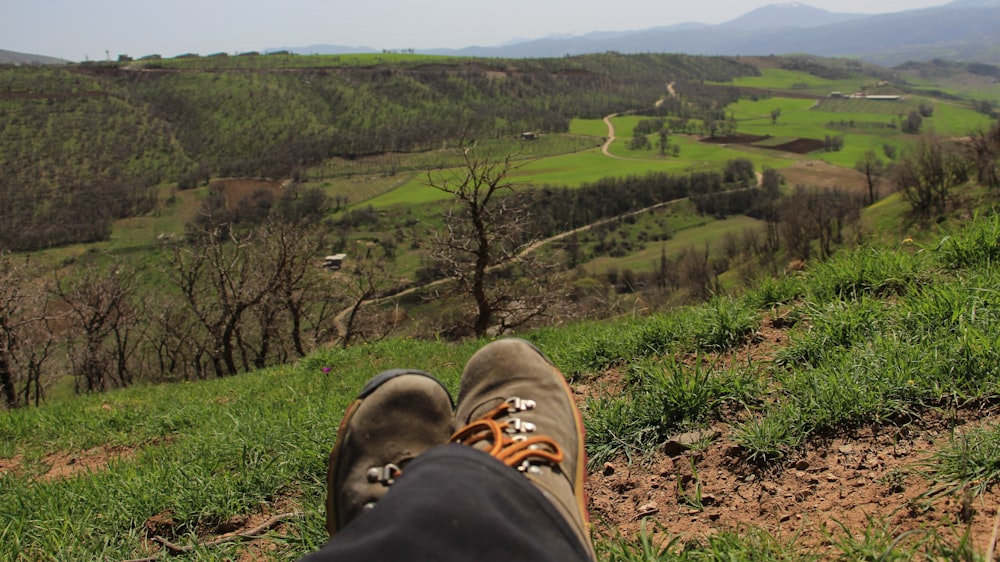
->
xmin=304 ymin=339 xmax=596 ymax=561
xmin=450 ymin=338 xmax=597 ymax=561
xmin=302 ymin=444 xmax=592 ymax=562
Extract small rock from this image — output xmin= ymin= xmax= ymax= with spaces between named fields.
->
xmin=663 ymin=429 xmax=720 ymax=456
xmin=838 ymin=444 xmax=854 ymax=454
xmin=761 ymin=482 xmax=779 ymax=495
xmin=794 ymin=459 xmax=810 ymax=471
xmin=603 ymin=462 xmax=615 ymax=476
xmin=637 ymin=502 xmax=659 ymax=517
xmin=826 ymin=474 xmax=840 ymax=482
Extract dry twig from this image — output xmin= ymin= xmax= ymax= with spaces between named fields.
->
xmin=122 ymin=511 xmax=304 ymax=561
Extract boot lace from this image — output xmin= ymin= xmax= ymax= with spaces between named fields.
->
xmin=450 ymin=397 xmax=564 ymax=474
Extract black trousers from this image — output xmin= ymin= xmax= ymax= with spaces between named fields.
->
xmin=301 ymin=444 xmax=593 ymax=561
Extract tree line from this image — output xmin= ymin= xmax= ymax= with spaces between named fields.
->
xmin=1 ymin=53 xmax=759 ymax=251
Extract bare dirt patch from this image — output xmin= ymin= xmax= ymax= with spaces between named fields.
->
xmin=769 ymin=138 xmax=826 ymax=155
xmin=701 ymin=134 xmax=771 ymax=145
xmin=587 ymin=415 xmax=1000 ymax=557
xmin=1 ymin=442 xmax=139 ymax=481
xmin=40 ymin=444 xmax=138 ymax=481
xmin=700 ymin=134 xmax=825 ymax=155
xmin=209 ymin=178 xmax=287 ymax=210
xmin=780 ymin=160 xmax=869 ymax=193
xmin=578 ymin=322 xmax=1000 ymax=558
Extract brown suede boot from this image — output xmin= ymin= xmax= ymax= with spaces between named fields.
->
xmin=326 ymin=369 xmax=454 ymax=536
xmin=451 ymin=339 xmax=596 ymax=560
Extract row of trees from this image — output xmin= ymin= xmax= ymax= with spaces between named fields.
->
xmin=0 ymin=187 xmax=398 ymax=407
xmin=885 ymin=119 xmax=1000 ymax=217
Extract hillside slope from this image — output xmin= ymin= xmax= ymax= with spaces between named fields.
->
xmin=2 ymin=211 xmax=999 ymax=559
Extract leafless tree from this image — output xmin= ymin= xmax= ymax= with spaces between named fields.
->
xmin=780 ymin=186 xmax=864 ymax=261
xmin=166 ymin=209 xmax=334 ymax=377
xmin=679 ymin=243 xmax=716 ymax=301
xmin=147 ymin=294 xmax=211 ymax=381
xmin=167 ymin=227 xmax=283 ymax=377
xmin=966 ymin=124 xmax=1000 ymax=192
xmin=0 ymin=253 xmax=57 ymax=408
xmin=337 ymin=243 xmax=394 ymax=348
xmin=426 ymin=148 xmax=553 ymax=337
xmin=855 ymin=149 xmax=885 ymax=205
xmin=54 ymin=262 xmax=141 ymax=393
xmin=252 ymin=216 xmax=334 ymax=362
xmin=892 ymin=134 xmax=970 ymax=217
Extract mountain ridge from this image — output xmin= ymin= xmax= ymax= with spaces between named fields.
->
xmin=270 ymin=2 xmax=1000 ymax=65
xmin=0 ymin=49 xmax=68 ymax=65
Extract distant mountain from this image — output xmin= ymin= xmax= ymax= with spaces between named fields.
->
xmin=0 ymin=49 xmax=68 ymax=65
xmin=416 ymin=2 xmax=1000 ymax=65
xmin=718 ymin=2 xmax=865 ymax=29
xmin=947 ymin=0 xmax=1000 ymax=7
xmin=275 ymin=2 xmax=1000 ymax=65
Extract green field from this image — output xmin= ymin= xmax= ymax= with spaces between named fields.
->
xmin=582 ymin=215 xmax=764 ymax=274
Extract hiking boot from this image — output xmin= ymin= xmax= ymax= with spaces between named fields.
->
xmin=326 ymin=369 xmax=454 ymax=536
xmin=451 ymin=339 xmax=595 ymax=560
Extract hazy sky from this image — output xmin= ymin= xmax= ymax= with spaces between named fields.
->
xmin=3 ymin=0 xmax=953 ymax=61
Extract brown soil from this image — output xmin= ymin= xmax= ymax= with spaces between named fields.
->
xmin=40 ymin=444 xmax=138 ymax=481
xmin=208 ymin=177 xmax=287 ymax=210
xmin=577 ymin=320 xmax=1000 ymax=558
xmin=701 ymin=134 xmax=771 ymax=145
xmin=770 ymin=138 xmax=826 ymax=155
xmin=780 ymin=160 xmax=869 ymax=194
xmin=700 ymin=134 xmax=825 ymax=155
xmin=0 ymin=440 xmax=139 ymax=482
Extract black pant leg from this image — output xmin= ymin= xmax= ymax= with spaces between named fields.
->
xmin=301 ymin=444 xmax=593 ymax=562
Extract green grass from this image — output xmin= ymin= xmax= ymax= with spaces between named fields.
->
xmin=728 ymin=97 xmax=817 ymax=121
xmin=571 ymin=118 xmax=613 ymax=137
xmin=721 ymin=68 xmax=869 ymax=97
xmin=4 ymin=212 xmax=1000 ymax=559
xmin=582 ymin=215 xmax=764 ymax=275
xmin=0 ymin=338 xmax=479 ymax=560
xmin=926 ymin=424 xmax=1000 ymax=497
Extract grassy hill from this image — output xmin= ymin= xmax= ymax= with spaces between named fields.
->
xmin=2 ymin=211 xmax=999 ymax=559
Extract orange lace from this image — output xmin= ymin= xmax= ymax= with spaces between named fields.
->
xmin=450 ymin=399 xmax=564 ymax=471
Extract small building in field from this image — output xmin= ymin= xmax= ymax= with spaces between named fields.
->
xmin=324 ymin=254 xmax=347 ymax=271
xmin=520 ymin=131 xmax=539 ymax=141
